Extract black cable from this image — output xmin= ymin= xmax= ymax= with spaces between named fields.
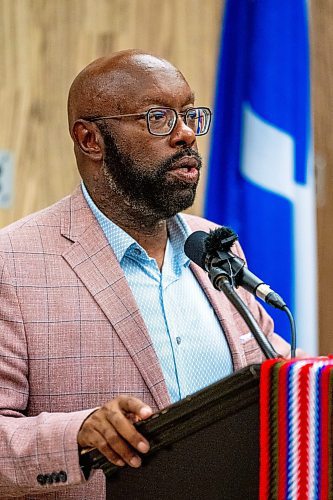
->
xmin=282 ymin=306 xmax=296 ymax=358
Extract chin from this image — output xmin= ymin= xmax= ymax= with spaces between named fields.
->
xmin=156 ymin=188 xmax=197 ymax=219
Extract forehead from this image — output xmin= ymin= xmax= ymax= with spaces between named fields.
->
xmin=135 ymin=71 xmax=195 ymax=109
xmin=102 ymin=60 xmax=194 ymax=113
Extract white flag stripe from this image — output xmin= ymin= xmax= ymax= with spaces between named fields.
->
xmin=240 ymin=103 xmax=317 ymax=354
xmin=241 ymin=104 xmax=295 ymax=201
xmin=294 ymin=180 xmax=318 ymax=354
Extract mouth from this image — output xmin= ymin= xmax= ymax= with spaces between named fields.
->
xmin=168 ymin=156 xmax=200 ymax=183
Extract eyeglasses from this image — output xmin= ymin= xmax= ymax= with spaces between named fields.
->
xmin=84 ymin=106 xmax=212 ymax=137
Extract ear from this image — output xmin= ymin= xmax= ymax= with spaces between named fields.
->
xmin=72 ymin=120 xmax=103 ymax=161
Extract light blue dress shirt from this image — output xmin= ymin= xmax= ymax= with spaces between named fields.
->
xmin=82 ymin=183 xmax=233 ymax=402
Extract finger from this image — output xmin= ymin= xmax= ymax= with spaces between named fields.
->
xmin=80 ymin=428 xmax=126 ymax=467
xmin=79 ymin=409 xmax=147 ymax=467
xmin=101 ymin=424 xmax=143 ymax=467
xmin=117 ymin=395 xmax=153 ymax=420
xmin=106 ymin=405 xmax=150 ymax=455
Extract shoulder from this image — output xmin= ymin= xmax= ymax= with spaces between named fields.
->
xmin=0 ymin=194 xmax=72 ymax=252
xmin=181 ymin=213 xmax=219 ymax=232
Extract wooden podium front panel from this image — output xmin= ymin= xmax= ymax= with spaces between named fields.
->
xmin=104 ymin=366 xmax=260 ymax=500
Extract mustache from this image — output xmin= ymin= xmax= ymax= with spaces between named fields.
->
xmin=161 ymin=148 xmax=202 ymax=173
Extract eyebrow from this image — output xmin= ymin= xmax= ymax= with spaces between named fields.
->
xmin=138 ymin=92 xmax=196 ymax=108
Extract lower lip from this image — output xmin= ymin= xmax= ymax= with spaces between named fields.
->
xmin=168 ymin=167 xmax=199 ymax=183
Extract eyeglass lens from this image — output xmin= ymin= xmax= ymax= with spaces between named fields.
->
xmin=147 ymin=108 xmax=210 ymax=136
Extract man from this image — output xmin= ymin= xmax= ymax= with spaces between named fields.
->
xmin=0 ymin=50 xmax=290 ymax=499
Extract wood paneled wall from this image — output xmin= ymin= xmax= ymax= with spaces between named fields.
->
xmin=0 ymin=0 xmax=223 ymax=225
xmin=311 ymin=1 xmax=333 ymax=354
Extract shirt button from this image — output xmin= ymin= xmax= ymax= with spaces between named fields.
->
xmin=134 ymin=248 xmax=141 ymax=255
xmin=176 ymin=337 xmax=181 ymax=345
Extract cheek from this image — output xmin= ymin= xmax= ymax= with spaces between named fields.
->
xmin=114 ymin=126 xmax=170 ymax=167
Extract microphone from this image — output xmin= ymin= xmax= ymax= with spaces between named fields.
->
xmin=184 ymin=227 xmax=287 ymax=310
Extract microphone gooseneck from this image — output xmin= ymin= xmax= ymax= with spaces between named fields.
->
xmin=184 ymin=227 xmax=297 ymax=359
xmin=208 ymin=266 xmax=278 ymax=359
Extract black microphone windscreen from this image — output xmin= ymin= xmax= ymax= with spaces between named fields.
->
xmin=184 ymin=231 xmax=208 ymax=269
xmin=205 ymin=227 xmax=238 ymax=254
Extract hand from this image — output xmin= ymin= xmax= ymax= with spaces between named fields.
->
xmin=78 ymin=396 xmax=153 ymax=468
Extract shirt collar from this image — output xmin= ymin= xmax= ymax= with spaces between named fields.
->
xmin=81 ymin=181 xmax=191 ymax=268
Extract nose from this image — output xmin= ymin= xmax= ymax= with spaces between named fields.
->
xmin=169 ymin=117 xmax=196 ymax=148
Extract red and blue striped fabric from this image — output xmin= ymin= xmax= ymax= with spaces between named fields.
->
xmin=260 ymin=358 xmax=333 ymax=499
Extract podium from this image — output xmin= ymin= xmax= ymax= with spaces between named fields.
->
xmin=85 ymin=365 xmax=261 ymax=499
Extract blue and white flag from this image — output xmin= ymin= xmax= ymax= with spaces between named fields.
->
xmin=205 ymin=0 xmax=317 ymax=354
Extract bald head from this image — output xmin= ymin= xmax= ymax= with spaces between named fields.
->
xmin=67 ymin=49 xmax=188 ymax=135
xmin=67 ymin=49 xmax=202 ymax=228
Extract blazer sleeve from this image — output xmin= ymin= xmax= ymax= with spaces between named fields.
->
xmin=0 ymin=254 xmax=95 ymax=497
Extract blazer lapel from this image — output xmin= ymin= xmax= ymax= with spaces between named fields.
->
xmin=61 ymin=187 xmax=170 ymax=409
xmin=185 ymin=215 xmax=248 ymax=370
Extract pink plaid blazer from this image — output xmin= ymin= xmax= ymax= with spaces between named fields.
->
xmin=0 ymin=186 xmax=288 ymax=499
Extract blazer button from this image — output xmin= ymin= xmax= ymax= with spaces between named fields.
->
xmin=58 ymin=471 xmax=67 ymax=483
xmin=37 ymin=474 xmax=47 ymax=485
xmin=51 ymin=472 xmax=60 ymax=483
xmin=45 ymin=474 xmax=53 ymax=484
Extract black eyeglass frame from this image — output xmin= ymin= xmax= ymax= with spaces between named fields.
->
xmin=82 ymin=106 xmax=212 ymax=137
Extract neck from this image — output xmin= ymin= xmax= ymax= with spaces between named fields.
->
xmin=121 ymin=220 xmax=168 ymax=270
xmin=89 ymin=185 xmax=170 ymax=270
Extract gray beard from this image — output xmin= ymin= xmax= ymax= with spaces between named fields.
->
xmin=100 ymin=128 xmax=202 ymax=221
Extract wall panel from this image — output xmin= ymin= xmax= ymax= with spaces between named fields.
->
xmin=311 ymin=0 xmax=333 ymax=353
xmin=0 ymin=0 xmax=223 ymax=225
